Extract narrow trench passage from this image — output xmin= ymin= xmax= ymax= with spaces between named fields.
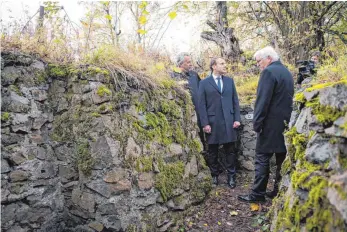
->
xmin=180 ymin=169 xmax=276 ymax=232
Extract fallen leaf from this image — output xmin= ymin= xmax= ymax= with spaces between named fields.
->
xmin=230 ymin=210 xmax=238 ymax=216
xmin=203 ymin=223 xmax=208 ymax=227
xmin=250 ymin=203 xmax=260 ymax=211
xmin=217 ymin=221 xmax=221 ymax=225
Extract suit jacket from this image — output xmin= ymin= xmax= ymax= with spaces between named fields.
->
xmin=253 ymin=61 xmax=294 ymax=153
xmin=198 ymin=75 xmax=241 ymax=144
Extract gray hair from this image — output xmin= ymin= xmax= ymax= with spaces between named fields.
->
xmin=253 ymin=46 xmax=280 ymax=61
xmin=311 ymin=51 xmax=321 ymax=57
xmin=176 ymin=52 xmax=190 ymax=67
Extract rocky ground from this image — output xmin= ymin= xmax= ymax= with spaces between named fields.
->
xmin=178 ymin=171 xmax=275 ymax=232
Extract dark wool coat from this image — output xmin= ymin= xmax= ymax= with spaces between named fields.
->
xmin=253 ymin=61 xmax=294 ymax=153
xmin=198 ymin=75 xmax=241 ymax=144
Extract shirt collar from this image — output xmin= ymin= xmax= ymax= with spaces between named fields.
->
xmin=212 ymin=74 xmax=222 ymax=80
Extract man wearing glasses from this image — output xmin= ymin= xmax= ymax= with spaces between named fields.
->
xmin=238 ymin=46 xmax=294 ymax=202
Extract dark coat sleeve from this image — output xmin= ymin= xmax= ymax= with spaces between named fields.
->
xmin=188 ymin=72 xmax=200 ymax=113
xmin=198 ymin=81 xmax=208 ymax=127
xmin=231 ymin=78 xmax=241 ymax=122
xmin=253 ymin=69 xmax=276 ymax=132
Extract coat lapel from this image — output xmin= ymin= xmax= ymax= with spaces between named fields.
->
xmin=207 ymin=75 xmax=221 ymax=93
xmin=221 ymin=76 xmax=227 ymax=93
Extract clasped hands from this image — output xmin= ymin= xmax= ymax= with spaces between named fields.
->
xmin=203 ymin=121 xmax=241 ymax=134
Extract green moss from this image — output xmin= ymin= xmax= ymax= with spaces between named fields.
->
xmin=36 ymin=70 xmax=47 ymax=84
xmin=281 ymin=158 xmax=292 ymax=175
xmin=52 ymin=113 xmax=73 ymax=142
xmin=85 ymin=66 xmax=110 ymax=81
xmin=274 ymin=175 xmax=345 ymax=232
xmin=98 ymin=104 xmax=106 ymax=112
xmin=161 ymin=79 xmax=175 ymax=89
xmin=305 ymin=80 xmax=347 ymax=92
xmin=89 ymin=67 xmax=109 ymax=75
xmin=188 ymin=138 xmax=202 ymax=155
xmin=80 ymin=79 xmax=88 ymax=84
xmin=183 ymin=93 xmax=194 ymax=122
xmin=135 ymin=156 xmax=153 ymax=172
xmin=48 ymin=64 xmax=68 ymax=78
xmin=340 ymin=120 xmax=347 ymax=136
xmin=294 ymin=92 xmax=305 ymax=103
xmin=96 ymin=85 xmax=111 ymax=97
xmin=189 ymin=174 xmax=212 ymax=202
xmin=338 ymin=153 xmax=347 ymax=169
xmin=173 ymin=122 xmax=186 ymax=144
xmin=1 ymin=112 xmax=10 ymax=121
xmin=76 ymin=141 xmax=95 ymax=176
xmin=125 ymin=224 xmax=137 ymax=232
xmin=197 ymin=153 xmax=208 ymax=170
xmin=273 ymin=124 xmax=346 ymax=231
xmin=284 ymin=127 xmax=307 ymax=163
xmin=160 ymin=99 xmax=182 ymax=118
xmin=131 ymin=112 xmax=174 ymax=146
xmin=155 ymin=161 xmax=185 ymax=202
xmin=329 ymin=182 xmax=347 ymax=200
xmin=9 ymin=85 xmax=21 ymax=95
xmin=91 ymin=112 xmax=101 ymax=117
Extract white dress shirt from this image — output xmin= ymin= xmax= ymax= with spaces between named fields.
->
xmin=212 ymin=74 xmax=223 ymax=91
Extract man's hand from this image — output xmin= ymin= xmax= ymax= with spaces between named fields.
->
xmin=233 ymin=121 xmax=241 ymax=128
xmin=203 ymin=125 xmax=211 ymax=134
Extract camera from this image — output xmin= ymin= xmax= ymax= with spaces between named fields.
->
xmin=296 ymin=60 xmax=316 ymax=84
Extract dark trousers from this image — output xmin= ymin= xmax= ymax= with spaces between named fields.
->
xmin=251 ymin=152 xmax=286 ymax=197
xmin=206 ymin=142 xmax=236 ymax=177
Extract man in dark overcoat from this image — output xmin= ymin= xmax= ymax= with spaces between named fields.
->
xmin=198 ymin=57 xmax=241 ymax=188
xmin=238 ymin=46 xmax=294 ymax=202
xmin=170 ymin=52 xmax=207 ymax=152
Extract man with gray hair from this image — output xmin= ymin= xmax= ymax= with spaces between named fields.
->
xmin=238 ymin=46 xmax=294 ymax=202
xmin=170 ymin=52 xmax=207 ymax=153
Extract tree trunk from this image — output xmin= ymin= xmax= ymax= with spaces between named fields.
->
xmin=201 ymin=1 xmax=241 ymax=62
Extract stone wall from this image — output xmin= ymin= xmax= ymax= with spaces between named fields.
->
xmin=269 ymin=82 xmax=347 ymax=231
xmin=238 ymin=105 xmax=257 ymax=171
xmin=1 ymin=52 xmax=212 ymax=232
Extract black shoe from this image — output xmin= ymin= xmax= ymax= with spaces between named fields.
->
xmin=212 ymin=176 xmax=219 ymax=185
xmin=266 ymin=190 xmax=278 ymax=199
xmin=227 ymin=175 xmax=236 ymax=189
xmin=237 ymin=194 xmax=266 ymax=203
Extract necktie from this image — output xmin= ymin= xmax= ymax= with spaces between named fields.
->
xmin=217 ymin=77 xmax=222 ymax=92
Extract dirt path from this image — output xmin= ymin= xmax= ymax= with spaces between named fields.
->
xmin=179 ymin=172 xmax=274 ymax=232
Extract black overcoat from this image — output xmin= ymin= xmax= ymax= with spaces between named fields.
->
xmin=253 ymin=61 xmax=294 ymax=153
xmin=198 ymin=75 xmax=241 ymax=144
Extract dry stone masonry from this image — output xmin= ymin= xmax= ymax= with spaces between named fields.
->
xmin=269 ymin=81 xmax=347 ymax=231
xmin=1 ymin=52 xmax=212 ymax=232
